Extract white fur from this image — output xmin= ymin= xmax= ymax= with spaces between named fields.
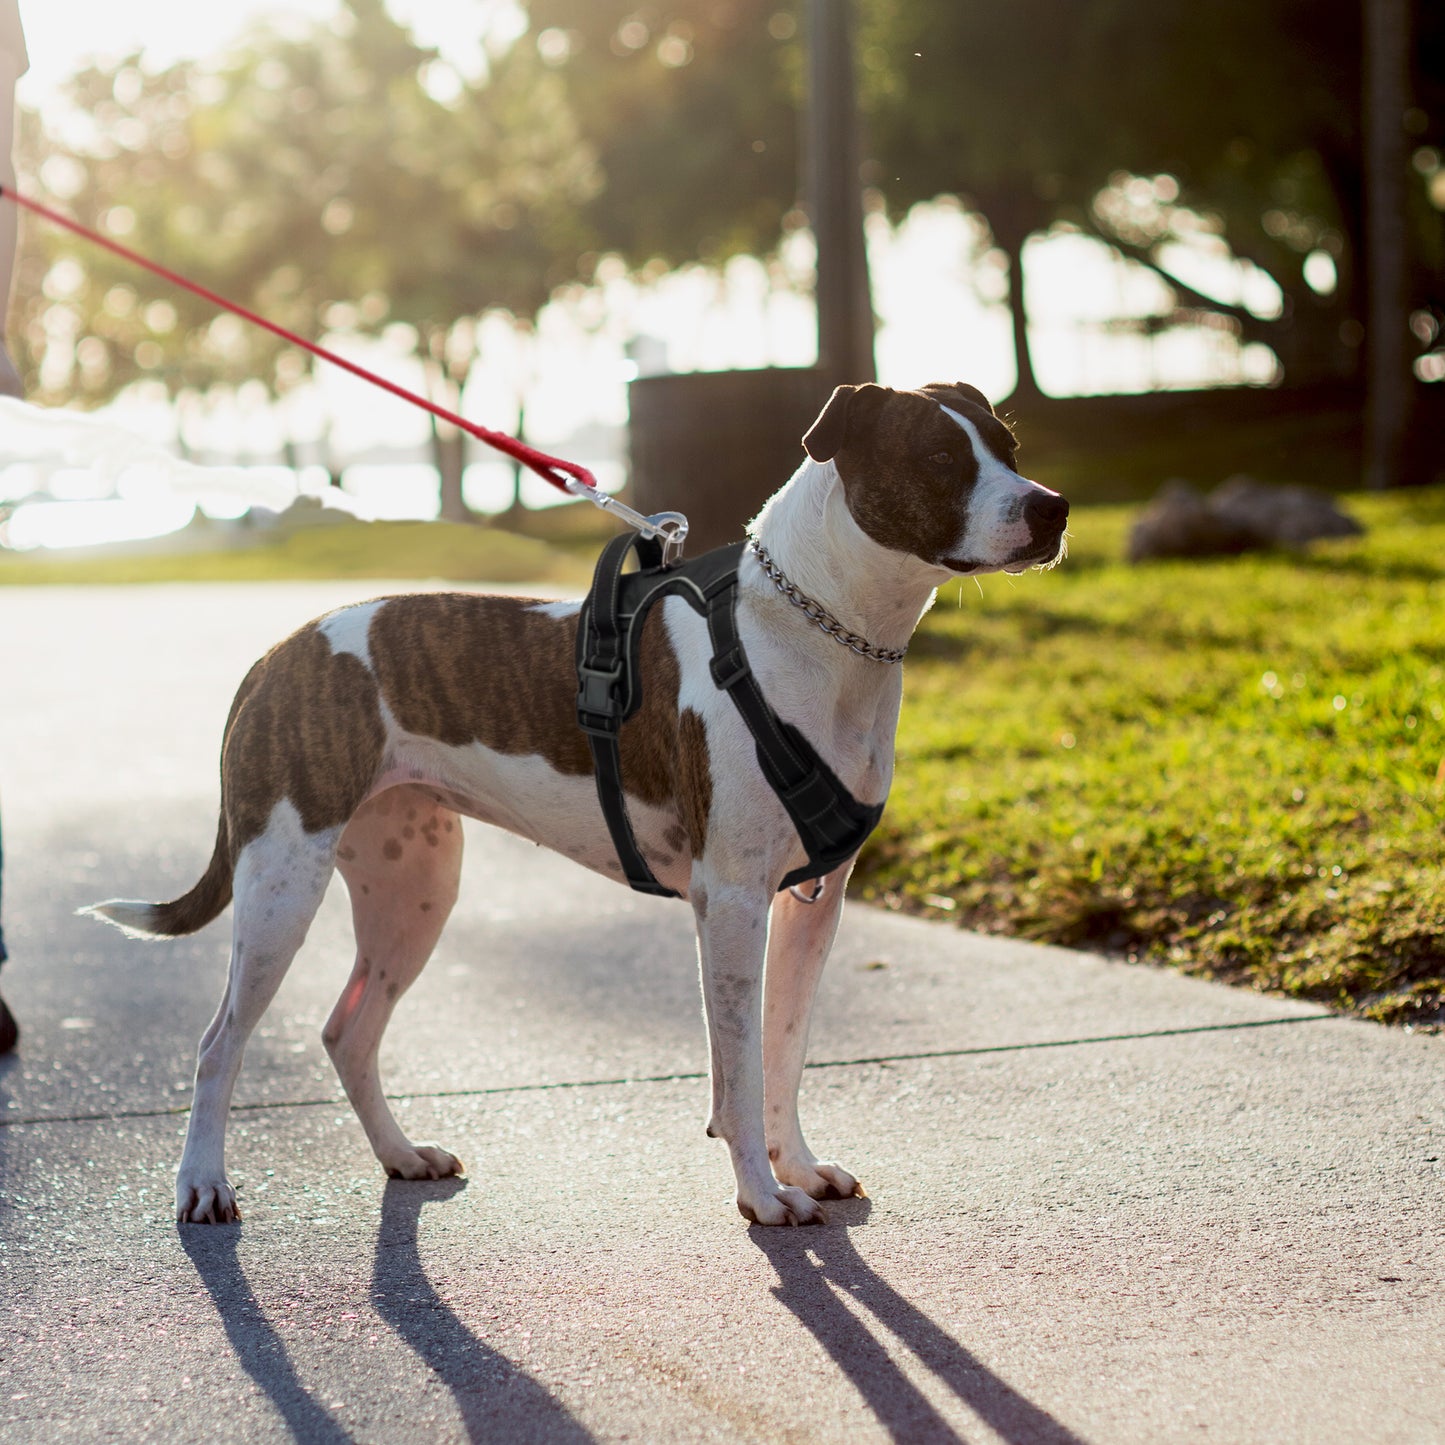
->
xmin=79 ymin=898 xmax=163 ymax=939
xmin=317 ymin=598 xmax=385 ymax=670
xmin=941 ymin=407 xmax=1064 ymax=574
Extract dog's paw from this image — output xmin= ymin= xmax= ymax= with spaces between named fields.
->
xmin=382 ymin=1143 xmax=465 ymax=1181
xmin=774 ymin=1157 xmax=866 ymax=1202
xmin=737 ymin=1183 xmax=825 ymax=1227
xmin=177 ymin=1176 xmax=241 ymax=1225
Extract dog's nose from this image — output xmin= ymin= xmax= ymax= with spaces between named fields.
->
xmin=1024 ymin=490 xmax=1069 ymax=531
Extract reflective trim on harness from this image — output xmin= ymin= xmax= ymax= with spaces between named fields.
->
xmin=575 ymin=532 xmax=886 ymax=897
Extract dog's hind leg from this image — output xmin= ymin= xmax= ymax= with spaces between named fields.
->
xmin=177 ymin=803 xmax=341 ymax=1224
xmin=762 ymin=860 xmax=864 ymax=1202
xmin=325 ymin=786 xmax=464 ymax=1181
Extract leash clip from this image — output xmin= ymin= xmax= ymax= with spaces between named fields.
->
xmin=563 ymin=477 xmax=689 ymax=565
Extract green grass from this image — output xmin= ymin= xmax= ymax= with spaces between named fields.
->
xmin=0 ymin=512 xmax=600 ymax=588
xmin=854 ymin=486 xmax=1445 ymax=1030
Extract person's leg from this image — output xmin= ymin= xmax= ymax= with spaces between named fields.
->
xmin=0 ymin=47 xmax=22 ymax=399
xmin=0 ymin=799 xmax=15 ymax=1053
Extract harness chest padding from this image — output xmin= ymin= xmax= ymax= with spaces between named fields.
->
xmin=575 ymin=532 xmax=885 ymax=898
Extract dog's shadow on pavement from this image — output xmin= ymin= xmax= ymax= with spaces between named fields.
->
xmin=182 ymin=1180 xmax=594 ymax=1444
xmin=751 ymin=1200 xmax=1090 ymax=1445
xmin=372 ymin=1177 xmax=596 ymax=1444
xmin=180 ymin=1225 xmax=358 ymax=1445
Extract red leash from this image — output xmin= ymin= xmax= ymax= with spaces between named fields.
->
xmin=0 ymin=183 xmax=597 ymax=496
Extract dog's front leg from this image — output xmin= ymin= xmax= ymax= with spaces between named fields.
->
xmin=695 ymin=879 xmax=824 ymax=1226
xmin=762 ymin=861 xmax=864 ymax=1202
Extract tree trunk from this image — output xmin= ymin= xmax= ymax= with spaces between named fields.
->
xmin=994 ymin=223 xmax=1040 ymax=401
xmin=1363 ymin=0 xmax=1413 ymax=488
xmin=432 ymin=416 xmax=470 ymax=523
xmin=807 ymin=0 xmax=876 ymax=389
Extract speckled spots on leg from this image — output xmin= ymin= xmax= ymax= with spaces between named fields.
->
xmin=337 ymin=845 xmax=357 ymax=862
xmin=386 ymin=982 xmax=399 ymax=1001
xmin=420 ymin=901 xmax=433 ymax=913
xmin=402 ymin=825 xmax=416 ymax=840
xmin=383 ymin=838 xmax=403 ymax=861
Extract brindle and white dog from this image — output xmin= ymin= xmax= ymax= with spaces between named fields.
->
xmin=86 ymin=381 xmax=1068 ymax=1227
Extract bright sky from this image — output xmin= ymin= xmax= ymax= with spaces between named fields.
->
xmin=17 ymin=0 xmax=523 ymax=100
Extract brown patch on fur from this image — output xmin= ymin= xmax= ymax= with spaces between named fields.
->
xmin=676 ymin=708 xmax=712 ymax=858
xmin=382 ymin=838 xmax=403 ymax=861
xmin=224 ymin=623 xmax=387 ymax=859
xmin=805 ymin=382 xmax=1017 ymax=567
xmin=369 ymin=592 xmax=696 ymax=815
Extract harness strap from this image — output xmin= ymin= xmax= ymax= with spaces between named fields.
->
xmin=576 ymin=530 xmax=676 ymax=896
xmin=702 ymin=577 xmax=885 ymax=890
xmin=576 ymin=537 xmax=885 ymax=897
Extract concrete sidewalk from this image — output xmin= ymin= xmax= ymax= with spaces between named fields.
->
xmin=1 ymin=583 xmax=1441 ymax=1444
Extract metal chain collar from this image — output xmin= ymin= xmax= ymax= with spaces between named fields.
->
xmin=748 ymin=539 xmax=907 ymax=664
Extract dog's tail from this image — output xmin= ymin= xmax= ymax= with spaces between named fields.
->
xmin=81 ymin=812 xmax=234 ymax=939
xmin=82 ymin=649 xmax=270 ymax=940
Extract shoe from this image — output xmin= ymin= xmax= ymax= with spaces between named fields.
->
xmin=0 ymin=992 xmax=17 ymax=1053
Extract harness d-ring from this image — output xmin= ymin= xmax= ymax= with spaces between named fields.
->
xmin=789 ymin=878 xmax=826 ymax=905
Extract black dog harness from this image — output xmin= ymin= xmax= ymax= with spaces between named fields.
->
xmin=575 ymin=531 xmax=885 ymax=898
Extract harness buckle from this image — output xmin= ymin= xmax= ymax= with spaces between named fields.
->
xmin=709 ymin=644 xmax=752 ymax=691
xmin=577 ymin=660 xmax=625 ymax=734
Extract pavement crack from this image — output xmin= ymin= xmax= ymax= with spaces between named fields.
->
xmin=0 ymin=1012 xmax=1339 ymax=1130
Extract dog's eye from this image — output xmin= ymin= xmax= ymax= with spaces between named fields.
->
xmin=928 ymin=451 xmax=953 ymax=467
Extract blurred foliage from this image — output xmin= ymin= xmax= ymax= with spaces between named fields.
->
xmin=507 ymin=0 xmax=1444 ymax=389
xmin=9 ymin=0 xmax=1444 ymax=424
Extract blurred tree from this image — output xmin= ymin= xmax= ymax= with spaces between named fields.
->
xmin=861 ymin=0 xmax=1443 ymax=413
xmin=14 ymin=0 xmax=597 ymax=517
xmin=15 ymin=0 xmax=1441 ymax=493
xmin=509 ymin=0 xmax=1441 ymax=414
xmin=857 ymin=0 xmax=1360 ymax=391
xmin=511 ymin=1 xmax=801 ymax=270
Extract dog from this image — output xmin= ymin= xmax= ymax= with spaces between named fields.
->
xmin=85 ymin=381 xmax=1069 ymax=1227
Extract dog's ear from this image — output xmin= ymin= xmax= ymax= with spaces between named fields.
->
xmin=953 ymin=383 xmax=994 ymax=414
xmin=803 ymin=383 xmax=887 ymax=461
xmin=923 ymin=381 xmax=995 ymax=415
xmin=803 ymin=385 xmax=856 ymax=461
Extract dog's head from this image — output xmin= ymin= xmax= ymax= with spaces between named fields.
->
xmin=802 ymin=381 xmax=1069 ymax=576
